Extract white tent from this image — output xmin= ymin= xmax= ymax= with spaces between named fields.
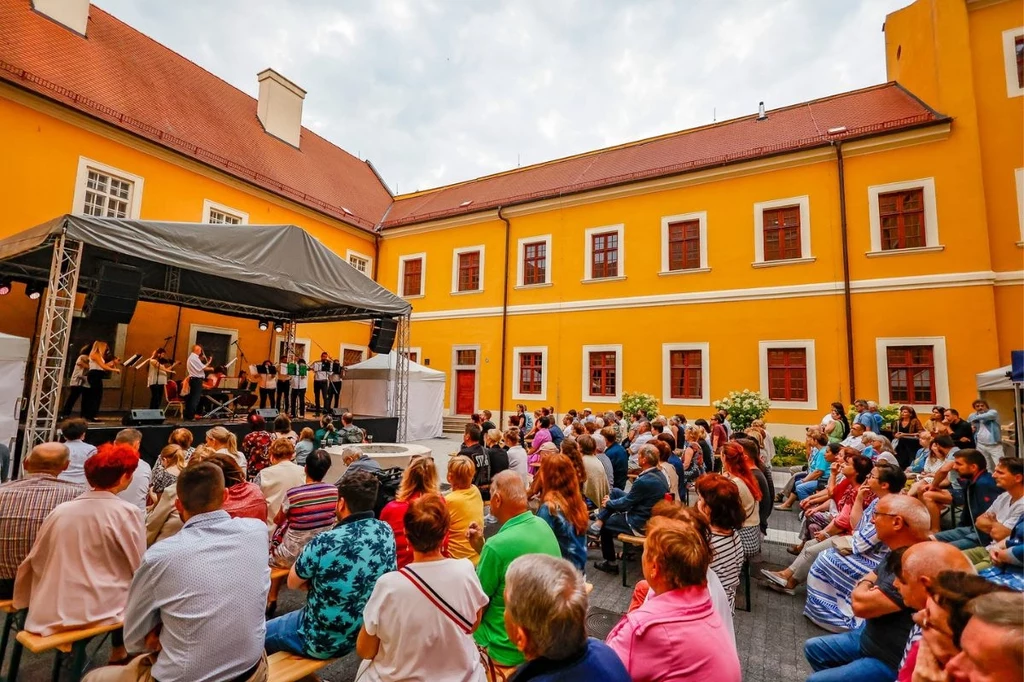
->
xmin=977 ymin=365 xmax=1013 ymax=391
xmin=0 ymin=333 xmax=31 ymax=476
xmin=339 ymin=352 xmax=446 ymax=441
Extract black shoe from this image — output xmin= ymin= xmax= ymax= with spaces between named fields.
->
xmin=593 ymin=560 xmax=619 ymax=574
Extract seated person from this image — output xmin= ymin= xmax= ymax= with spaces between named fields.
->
xmin=504 ymin=554 xmax=630 ymax=681
xmin=256 ymin=438 xmax=306 ymax=527
xmin=197 ymin=451 xmax=269 ymax=522
xmin=355 ymin=494 xmax=488 ymax=681
xmin=804 ymin=463 xmax=906 ymax=632
xmin=380 ymin=457 xmax=445 ymax=569
xmin=270 ymin=450 xmax=339 ymax=568
xmin=15 ymin=444 xmax=145 ymax=663
xmin=928 ymin=449 xmax=1002 ymax=547
xmin=945 ymin=592 xmax=1024 ymax=682
xmin=776 ymin=432 xmax=830 ymax=509
xmin=910 ymin=436 xmax=960 ymax=529
xmin=84 ymin=462 xmax=271 ymax=682
xmin=338 ymin=412 xmax=366 ymax=444
xmin=444 ymin=456 xmax=484 ymax=565
xmin=978 ymin=516 xmax=1024 ymax=590
xmin=199 ymin=365 xmax=229 ymax=412
xmin=606 ymin=516 xmax=741 ymax=681
xmin=589 ymin=444 xmax=669 ymax=575
xmin=265 ymin=469 xmax=397 ymax=660
xmin=936 ymin=455 xmax=1022 ymax=552
xmin=534 ymin=454 xmax=589 ymax=573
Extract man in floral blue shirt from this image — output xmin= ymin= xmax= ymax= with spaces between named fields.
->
xmin=265 ymin=469 xmax=396 ymax=659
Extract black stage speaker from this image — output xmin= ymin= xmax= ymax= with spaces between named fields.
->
xmin=257 ymin=408 xmax=279 ymax=420
xmin=369 ymin=318 xmax=398 ymax=354
xmin=122 ymin=409 xmax=165 ymax=426
xmin=330 ymin=407 xmax=350 ymax=418
xmin=84 ymin=263 xmax=143 ymax=324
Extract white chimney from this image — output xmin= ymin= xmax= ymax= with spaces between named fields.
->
xmin=32 ymin=0 xmax=90 ymax=35
xmin=257 ymin=69 xmax=306 ymax=148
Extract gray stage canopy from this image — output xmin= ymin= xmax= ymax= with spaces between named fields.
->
xmin=0 ymin=214 xmax=410 ymax=322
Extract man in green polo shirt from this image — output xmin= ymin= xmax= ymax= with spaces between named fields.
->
xmin=467 ymin=470 xmax=560 ymax=668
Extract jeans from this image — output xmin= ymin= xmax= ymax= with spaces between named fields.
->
xmin=804 ymin=627 xmax=896 ymax=682
xmin=934 ymin=526 xmax=981 ymax=550
xmin=783 ymin=471 xmax=807 ymax=498
xmin=264 ymin=609 xmax=308 ymax=657
xmin=796 ymin=477 xmax=822 ymax=501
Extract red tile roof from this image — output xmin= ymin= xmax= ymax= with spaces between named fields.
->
xmin=384 ymin=83 xmax=946 ymax=228
xmin=0 ymin=0 xmax=392 ymax=231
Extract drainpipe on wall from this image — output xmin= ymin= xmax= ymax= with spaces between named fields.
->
xmin=834 ymin=141 xmax=856 ymax=402
xmin=497 ymin=206 xmax=511 ymax=428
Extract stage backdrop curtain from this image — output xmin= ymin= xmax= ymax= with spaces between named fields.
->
xmin=339 ymin=352 xmax=445 ymax=441
xmin=0 ymin=332 xmax=31 ymax=463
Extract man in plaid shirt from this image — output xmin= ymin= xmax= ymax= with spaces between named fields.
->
xmin=0 ymin=442 xmax=84 ymax=598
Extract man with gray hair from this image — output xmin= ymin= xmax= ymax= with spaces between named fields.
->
xmin=341 ymin=447 xmax=381 ymax=476
xmin=590 ymin=444 xmax=668 ymax=574
xmin=946 ymin=591 xmax=1023 ymax=682
xmin=0 ymin=442 xmax=84 ymax=599
xmin=114 ymin=428 xmax=152 ymax=511
xmin=504 ymin=554 xmax=629 ymax=681
xmin=466 ymin=471 xmax=560 ymax=673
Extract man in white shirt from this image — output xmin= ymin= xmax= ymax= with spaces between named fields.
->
xmin=840 ymin=423 xmax=867 ymax=452
xmin=114 ymin=429 xmax=152 ymax=511
xmin=183 ymin=345 xmax=211 ymax=421
xmin=312 ymin=352 xmax=331 ymax=416
xmin=57 ymin=418 xmax=97 ymax=485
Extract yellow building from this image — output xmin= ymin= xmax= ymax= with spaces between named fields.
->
xmin=1 ymin=0 xmax=1021 ymax=434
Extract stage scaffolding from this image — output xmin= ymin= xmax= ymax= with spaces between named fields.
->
xmin=389 ymin=313 xmax=411 ymax=443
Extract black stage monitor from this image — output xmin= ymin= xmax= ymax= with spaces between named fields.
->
xmin=369 ymin=318 xmax=398 ymax=354
xmin=122 ymin=409 xmax=165 ymax=426
xmin=330 ymin=407 xmax=350 ymax=418
xmin=256 ymin=408 xmax=279 ymax=420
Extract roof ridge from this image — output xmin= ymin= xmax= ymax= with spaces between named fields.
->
xmin=393 ymin=81 xmax=902 ymax=200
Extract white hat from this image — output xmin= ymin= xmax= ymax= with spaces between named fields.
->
xmin=875 ymin=453 xmax=899 ymax=468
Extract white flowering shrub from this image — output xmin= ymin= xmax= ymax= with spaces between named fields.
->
xmin=620 ymin=392 xmax=659 ymax=419
xmin=712 ymin=389 xmax=770 ymax=430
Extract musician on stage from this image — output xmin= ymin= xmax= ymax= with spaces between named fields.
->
xmin=200 ymin=365 xmax=229 ymax=414
xmin=290 ymin=357 xmax=309 ymax=418
xmin=312 ymin=352 xmax=331 ymax=416
xmin=328 ymin=359 xmax=343 ymax=412
xmin=145 ymin=348 xmax=177 ymax=410
xmin=258 ymin=359 xmax=277 ymax=410
xmin=183 ymin=344 xmax=212 ymax=421
xmin=275 ymin=356 xmax=291 ymax=414
xmin=82 ymin=340 xmax=120 ymax=421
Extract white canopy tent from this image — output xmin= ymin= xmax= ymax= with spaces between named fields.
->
xmin=976 ymin=365 xmax=1013 ymax=391
xmin=340 ymin=352 xmax=445 ymax=441
xmin=0 ymin=333 xmax=31 ymax=473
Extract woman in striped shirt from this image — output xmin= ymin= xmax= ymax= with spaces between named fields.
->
xmin=695 ymin=473 xmax=747 ymax=610
xmin=269 ymin=450 xmax=339 ymax=569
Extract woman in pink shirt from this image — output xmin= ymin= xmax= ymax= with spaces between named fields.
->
xmin=605 ymin=516 xmax=741 ymax=682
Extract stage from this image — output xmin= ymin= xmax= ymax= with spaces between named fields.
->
xmin=83 ymin=414 xmax=399 ymax=464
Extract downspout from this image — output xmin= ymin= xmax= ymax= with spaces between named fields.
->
xmin=834 ymin=141 xmax=856 ymax=402
xmin=497 ymin=206 xmax=511 ymax=429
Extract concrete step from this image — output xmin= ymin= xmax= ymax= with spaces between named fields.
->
xmin=443 ymin=416 xmax=470 ymax=433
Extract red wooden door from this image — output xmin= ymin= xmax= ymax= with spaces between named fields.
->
xmin=456 ymin=369 xmax=476 ymax=415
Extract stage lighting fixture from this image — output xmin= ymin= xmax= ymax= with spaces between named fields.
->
xmin=0 ymin=276 xmax=11 ymax=296
xmin=258 ymin=319 xmax=269 ymax=331
xmin=25 ymin=282 xmax=43 ymax=300
xmin=274 ymin=321 xmax=285 ymax=333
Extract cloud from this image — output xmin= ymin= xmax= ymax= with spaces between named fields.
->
xmin=94 ymin=0 xmax=911 ymax=194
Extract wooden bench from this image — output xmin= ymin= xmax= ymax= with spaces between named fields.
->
xmin=267 ymin=567 xmax=291 ymax=618
xmin=0 ymin=600 xmax=17 ymax=672
xmin=267 ymin=650 xmax=335 ymax=682
xmin=8 ymin=620 xmax=122 ymax=681
xmin=617 ymin=533 xmax=646 ymax=587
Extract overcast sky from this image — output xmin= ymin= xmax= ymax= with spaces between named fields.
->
xmin=97 ymin=0 xmax=911 ymax=195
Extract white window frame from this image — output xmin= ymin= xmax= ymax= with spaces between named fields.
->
xmin=398 ymin=253 xmax=426 ymax=298
xmin=660 ymin=212 xmax=709 ymax=274
xmin=275 ymin=335 xmax=311 ymax=363
xmin=451 ymin=344 xmax=481 ymax=415
xmin=451 ymin=246 xmax=485 ymax=294
xmin=201 ymin=199 xmax=249 ymax=225
xmin=582 ymin=343 xmax=622 ymax=403
xmin=583 ymin=224 xmax=626 ymax=282
xmin=752 ymin=195 xmax=813 ymax=266
xmin=72 ymin=157 xmax=144 ymax=219
xmin=1002 ymin=27 xmax=1024 ymax=98
xmin=875 ymin=336 xmax=950 ymax=409
xmin=1016 ymin=168 xmax=1024 ymax=245
xmin=346 ymin=249 xmax=374 ymax=277
xmin=405 ymin=347 xmax=423 ymax=364
xmin=512 ymin=346 xmax=549 ymax=401
xmin=866 ymin=178 xmax=941 ymax=255
xmin=758 ymin=339 xmax=817 ymax=411
xmin=516 ymin=234 xmax=553 ymax=287
xmin=187 ymin=323 xmax=239 ymax=368
xmin=339 ymin=344 xmax=367 ymax=365
xmin=661 ymin=342 xmax=710 ymax=407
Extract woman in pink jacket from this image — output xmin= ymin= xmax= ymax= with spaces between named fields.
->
xmin=605 ymin=516 xmax=741 ymax=682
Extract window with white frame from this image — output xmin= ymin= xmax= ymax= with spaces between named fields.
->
xmin=208 ymin=209 xmax=241 ymax=224
xmin=346 ymin=249 xmax=373 ymax=276
xmin=582 ymin=344 xmax=622 ymax=402
xmin=662 ymin=343 xmax=709 ymax=406
xmin=583 ymin=225 xmax=625 ymax=281
xmin=660 ymin=212 xmax=708 ymax=273
xmin=752 ymin=196 xmax=812 ymax=265
xmin=73 ymin=158 xmax=144 ymax=220
xmin=398 ymin=254 xmax=426 ymax=298
xmin=867 ymin=178 xmax=940 ymax=254
xmin=340 ymin=345 xmax=366 ymax=366
xmin=452 ymin=246 xmax=484 ymax=293
xmin=758 ymin=340 xmax=817 ymax=410
xmin=517 ymin=234 xmax=552 ymax=287
xmin=875 ymin=337 xmax=949 ymax=408
xmin=513 ymin=346 xmax=548 ymax=400
xmin=1002 ymin=28 xmax=1024 ymax=98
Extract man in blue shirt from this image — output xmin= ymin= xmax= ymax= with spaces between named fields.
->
xmin=602 ymin=427 xmax=629 ymax=490
xmin=265 ymin=469 xmax=397 ymax=659
xmin=504 ymin=554 xmax=629 ymax=682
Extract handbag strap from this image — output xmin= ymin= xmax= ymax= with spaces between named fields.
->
xmin=398 ymin=566 xmax=474 ymax=634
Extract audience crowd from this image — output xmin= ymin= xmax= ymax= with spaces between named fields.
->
xmin=0 ymin=398 xmax=1018 ymax=682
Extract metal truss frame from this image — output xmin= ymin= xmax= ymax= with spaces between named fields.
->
xmin=21 ymin=232 xmax=83 ymax=463
xmin=389 ymin=313 xmax=411 ymax=442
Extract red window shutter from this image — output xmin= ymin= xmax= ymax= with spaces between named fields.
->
xmin=522 ymin=241 xmax=547 ymax=285
xmin=667 ymin=220 xmax=701 ymax=271
xmin=669 ymin=349 xmax=702 ymax=399
xmin=762 ymin=207 xmax=801 ymax=261
xmin=767 ymin=348 xmax=807 ymax=401
xmin=879 ymin=189 xmax=926 ymax=250
xmin=458 ymin=251 xmax=481 ymax=291
xmin=403 ymin=258 xmax=422 ymax=296
xmin=886 ymin=346 xmax=935 ymax=404
xmin=591 ymin=231 xmax=619 ymax=278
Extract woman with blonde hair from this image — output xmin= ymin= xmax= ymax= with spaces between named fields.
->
xmin=294 ymin=427 xmax=316 ymax=465
xmin=204 ymin=425 xmax=245 ymax=470
xmin=380 ymin=456 xmax=446 ymax=568
xmin=256 ymin=438 xmax=306 ymax=525
xmin=444 ymin=456 xmax=484 ymax=565
xmin=685 ymin=424 xmax=713 ymax=477
xmin=82 ymin=340 xmax=120 ymax=421
xmin=148 ymin=444 xmax=185 ymax=506
xmin=535 ymin=454 xmax=589 ymax=571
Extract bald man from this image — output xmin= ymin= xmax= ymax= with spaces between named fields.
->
xmin=0 ymin=442 xmax=85 ymax=598
xmin=893 ymin=542 xmax=975 ymax=681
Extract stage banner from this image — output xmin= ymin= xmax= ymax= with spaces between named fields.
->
xmin=0 ymin=332 xmax=31 ymax=476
